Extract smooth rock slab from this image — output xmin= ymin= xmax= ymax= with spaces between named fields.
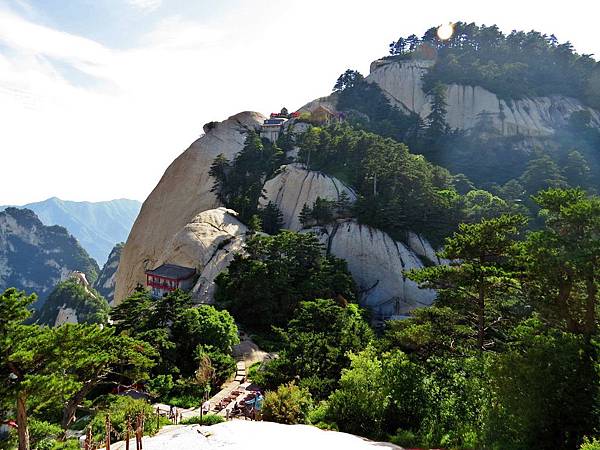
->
xmin=102 ymin=421 xmax=403 ymax=450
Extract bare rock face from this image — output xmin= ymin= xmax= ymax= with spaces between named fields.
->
xmin=94 ymin=243 xmax=123 ymax=304
xmin=260 ymin=164 xmax=356 ymax=231
xmin=154 ymin=208 xmax=248 ymax=303
xmin=367 ymin=59 xmax=600 ymax=136
xmin=114 ymin=112 xmax=265 ymax=304
xmin=307 ymin=220 xmax=437 ymax=319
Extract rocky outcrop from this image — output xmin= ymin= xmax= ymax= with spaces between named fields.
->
xmin=154 ymin=208 xmax=248 ymax=303
xmin=0 ymin=208 xmax=99 ymax=309
xmin=407 ymin=231 xmax=448 ymax=265
xmin=114 ymin=112 xmax=265 ymax=303
xmin=260 ymin=164 xmax=356 ymax=231
xmin=366 ymin=59 xmax=600 ymax=136
xmin=94 ymin=243 xmax=123 ymax=303
xmin=37 ymin=274 xmax=109 ymax=326
xmin=306 ymin=220 xmax=437 ymax=319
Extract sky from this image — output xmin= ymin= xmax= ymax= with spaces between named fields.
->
xmin=1 ymin=0 xmax=599 ymax=205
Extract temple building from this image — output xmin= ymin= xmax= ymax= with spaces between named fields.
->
xmin=145 ymin=264 xmax=196 ymax=298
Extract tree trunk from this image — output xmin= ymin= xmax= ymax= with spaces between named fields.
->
xmin=557 ymin=275 xmax=577 ymax=333
xmin=61 ymin=382 xmax=94 ymax=430
xmin=16 ymin=391 xmax=30 ymax=450
xmin=584 ymin=274 xmax=597 ymax=339
xmin=478 ymin=284 xmax=485 ymax=351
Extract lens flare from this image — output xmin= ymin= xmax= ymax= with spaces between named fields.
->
xmin=437 ymin=22 xmax=454 ymax=41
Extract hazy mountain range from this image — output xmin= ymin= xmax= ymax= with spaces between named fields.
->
xmin=1 ymin=197 xmax=141 ymax=264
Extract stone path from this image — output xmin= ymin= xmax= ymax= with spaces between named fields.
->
xmin=154 ymin=333 xmax=274 ymax=420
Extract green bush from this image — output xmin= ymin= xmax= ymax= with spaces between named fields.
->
xmin=162 ymin=394 xmax=200 ymax=409
xmin=389 ymin=429 xmax=419 ymax=448
xmin=307 ymin=401 xmax=336 ymax=430
xmin=28 ymin=419 xmax=62 ymax=450
xmin=147 ymin=374 xmax=174 ymax=399
xmin=581 ymin=437 xmax=600 ymax=450
xmin=262 ymin=383 xmax=313 ymax=425
xmin=90 ymin=395 xmax=166 ymax=444
xmin=180 ymin=414 xmax=224 ymax=425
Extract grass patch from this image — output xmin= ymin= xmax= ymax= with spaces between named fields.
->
xmin=180 ymin=414 xmax=224 ymax=426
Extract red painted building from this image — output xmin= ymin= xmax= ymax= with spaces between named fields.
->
xmin=145 ymin=264 xmax=196 ymax=298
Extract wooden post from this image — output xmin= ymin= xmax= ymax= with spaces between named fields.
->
xmin=84 ymin=425 xmax=92 ymax=450
xmin=135 ymin=414 xmax=141 ymax=450
xmin=125 ymin=416 xmax=131 ymax=450
xmin=105 ymin=414 xmax=111 ymax=450
xmin=139 ymin=413 xmax=144 ymax=450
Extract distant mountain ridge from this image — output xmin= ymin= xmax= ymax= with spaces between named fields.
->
xmin=1 ymin=198 xmax=141 ymax=264
xmin=0 ymin=207 xmax=100 ymax=309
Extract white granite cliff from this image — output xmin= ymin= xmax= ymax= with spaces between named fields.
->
xmin=366 ymin=59 xmax=600 ymax=136
xmin=114 ymin=112 xmax=264 ymax=303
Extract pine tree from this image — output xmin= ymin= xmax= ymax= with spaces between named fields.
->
xmin=248 ymin=214 xmax=262 ymax=234
xmin=425 ymin=82 xmax=449 ymax=141
xmin=298 ymin=203 xmax=313 ymax=228
xmin=311 ymin=197 xmax=336 ymax=226
xmin=259 ymin=202 xmax=284 ymax=235
xmin=333 ymin=70 xmax=364 ymax=92
xmin=563 ymin=150 xmax=591 ymax=188
xmin=407 ymin=215 xmax=527 ymax=350
xmin=335 ymin=191 xmax=352 ymax=217
xmin=520 ymin=152 xmax=567 ymax=196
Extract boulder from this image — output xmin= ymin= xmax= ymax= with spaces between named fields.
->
xmin=307 ymin=220 xmax=437 ymax=319
xmin=154 ymin=208 xmax=248 ymax=304
xmin=114 ymin=112 xmax=264 ymax=303
xmin=260 ymin=164 xmax=356 ymax=231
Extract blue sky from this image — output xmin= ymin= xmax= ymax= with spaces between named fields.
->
xmin=1 ymin=0 xmax=599 ymax=205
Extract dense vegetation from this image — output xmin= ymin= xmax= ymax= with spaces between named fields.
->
xmin=209 ymin=130 xmax=289 ymax=224
xmin=389 ymin=22 xmax=600 ymax=108
xmin=333 ymin=70 xmax=599 ymax=218
xmin=295 ymin=123 xmax=520 ymax=244
xmin=253 ymin=188 xmax=600 ymax=449
xmin=111 ymin=289 xmax=239 ymax=405
xmin=215 ymin=231 xmax=356 ymax=329
xmin=1 ymin=286 xmax=240 ymax=449
xmin=0 ymin=288 xmax=155 ymax=449
xmin=255 ymin=299 xmax=373 ymax=399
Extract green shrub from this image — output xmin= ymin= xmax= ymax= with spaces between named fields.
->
xmin=389 ymin=429 xmax=419 ymax=448
xmin=162 ymin=394 xmax=200 ymax=409
xmin=51 ymin=440 xmax=81 ymax=450
xmin=262 ymin=383 xmax=313 ymax=425
xmin=28 ymin=419 xmax=62 ymax=450
xmin=90 ymin=395 xmax=166 ymax=444
xmin=307 ymin=401 xmax=336 ymax=430
xmin=147 ymin=374 xmax=175 ymax=398
xmin=180 ymin=414 xmax=224 ymax=425
xmin=581 ymin=437 xmax=600 ymax=450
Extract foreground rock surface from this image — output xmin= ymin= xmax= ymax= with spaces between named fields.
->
xmin=114 ymin=112 xmax=264 ymax=303
xmin=101 ymin=421 xmax=403 ymax=450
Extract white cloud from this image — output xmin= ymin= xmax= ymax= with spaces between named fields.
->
xmin=126 ymin=0 xmax=162 ymax=13
xmin=0 ymin=0 xmax=599 ymax=205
